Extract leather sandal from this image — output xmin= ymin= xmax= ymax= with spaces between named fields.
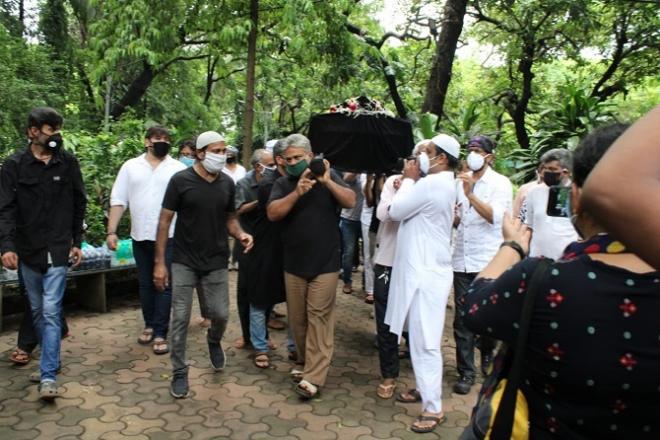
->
xmin=295 ymin=379 xmax=319 ymax=399
xmin=254 ymin=352 xmax=270 ymax=369
xmin=410 ymin=413 xmax=446 ymax=433
xmin=396 ymin=388 xmax=422 ymax=403
xmin=377 ymin=382 xmax=396 ymax=399
xmin=10 ymin=347 xmax=31 ymax=365
xmin=137 ymin=328 xmax=154 ymax=345
xmin=153 ymin=338 xmax=169 ymax=355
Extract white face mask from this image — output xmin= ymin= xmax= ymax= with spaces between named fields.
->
xmin=201 ymin=152 xmax=227 ymax=174
xmin=418 ymin=152 xmax=430 ymax=175
xmin=467 ymin=151 xmax=486 ymax=171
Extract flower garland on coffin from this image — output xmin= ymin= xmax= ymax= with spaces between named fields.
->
xmin=329 ymin=96 xmax=394 ymax=118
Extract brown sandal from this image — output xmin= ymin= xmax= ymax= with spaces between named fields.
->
xmin=410 ymin=413 xmax=446 ymax=433
xmin=10 ymin=347 xmax=31 ymax=365
xmin=377 ymin=382 xmax=396 ymax=399
xmin=137 ymin=328 xmax=154 ymax=345
xmin=254 ymin=352 xmax=270 ymax=369
xmin=153 ymin=338 xmax=169 ymax=355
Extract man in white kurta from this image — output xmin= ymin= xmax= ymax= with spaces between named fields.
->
xmin=385 ymin=134 xmax=461 ymax=433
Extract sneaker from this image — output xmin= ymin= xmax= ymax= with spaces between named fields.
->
xmin=170 ymin=372 xmax=189 ymax=399
xmin=209 ymin=342 xmax=226 ymax=371
xmin=453 ymin=376 xmax=474 ymax=395
xmin=38 ymin=380 xmax=59 ymax=401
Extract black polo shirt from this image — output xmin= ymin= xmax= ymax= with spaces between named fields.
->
xmin=0 ymin=147 xmax=87 ymax=272
xmin=162 ymin=167 xmax=235 ymax=271
xmin=268 ymin=170 xmax=346 ymax=279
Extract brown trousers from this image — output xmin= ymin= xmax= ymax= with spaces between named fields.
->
xmin=284 ymin=271 xmax=339 ymax=386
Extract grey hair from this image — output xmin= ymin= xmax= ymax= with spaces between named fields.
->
xmin=250 ymin=148 xmax=269 ymax=167
xmin=282 ymin=133 xmax=312 ymax=152
xmin=272 ymin=139 xmax=286 ymax=158
xmin=540 ymin=148 xmax=573 ymax=170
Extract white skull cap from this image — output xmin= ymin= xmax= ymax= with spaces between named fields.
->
xmin=431 ymin=134 xmax=461 ymax=159
xmin=196 ymin=131 xmax=225 ymax=150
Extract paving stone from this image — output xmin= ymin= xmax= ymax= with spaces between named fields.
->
xmin=182 ymin=423 xmax=233 ymax=440
xmin=34 ymin=420 xmax=84 ymax=438
xmin=0 ymin=271 xmax=476 ymax=440
xmin=0 ymin=426 xmax=39 ymax=439
xmin=143 ymin=427 xmax=192 ymax=439
xmin=120 ymin=414 xmax=165 ymax=436
xmin=222 ymin=418 xmax=270 ymax=438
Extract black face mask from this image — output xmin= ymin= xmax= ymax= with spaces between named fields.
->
xmin=543 ymin=171 xmax=562 ymax=187
xmin=42 ymin=133 xmax=63 ymax=155
xmin=226 ymin=156 xmax=237 ymax=164
xmin=152 ymin=141 xmax=170 ymax=158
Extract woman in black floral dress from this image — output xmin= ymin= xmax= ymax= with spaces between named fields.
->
xmin=462 ymin=124 xmax=660 ymax=439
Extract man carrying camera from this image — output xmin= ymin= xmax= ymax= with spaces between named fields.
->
xmin=267 ymin=134 xmax=356 ymax=399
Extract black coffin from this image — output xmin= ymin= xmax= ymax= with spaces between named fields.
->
xmin=308 ymin=113 xmax=414 ymax=173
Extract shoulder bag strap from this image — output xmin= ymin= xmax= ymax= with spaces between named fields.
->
xmin=490 ymin=258 xmax=551 ymax=439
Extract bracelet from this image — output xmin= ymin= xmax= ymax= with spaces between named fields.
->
xmin=500 ymin=240 xmax=526 ymax=260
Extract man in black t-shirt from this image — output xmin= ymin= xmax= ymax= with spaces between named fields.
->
xmin=267 ymin=133 xmax=356 ymax=399
xmin=153 ymin=130 xmax=253 ymax=399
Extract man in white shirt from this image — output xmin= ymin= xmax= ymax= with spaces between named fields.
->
xmin=385 ymin=134 xmax=461 ymax=433
xmin=452 ymin=135 xmax=513 ymax=394
xmin=222 ymin=146 xmax=247 ymax=184
xmin=107 ymin=126 xmax=185 ymax=355
xmin=524 ymin=149 xmax=578 ymax=259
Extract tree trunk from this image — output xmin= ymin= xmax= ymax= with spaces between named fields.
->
xmin=242 ymin=0 xmax=258 ymax=166
xmin=110 ymin=62 xmax=155 ymax=119
xmin=382 ymin=59 xmax=408 ymax=119
xmin=421 ymin=0 xmax=468 ymax=118
xmin=510 ymin=39 xmax=534 ymax=149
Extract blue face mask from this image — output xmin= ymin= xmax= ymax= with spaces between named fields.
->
xmin=179 ymin=156 xmax=195 ymax=167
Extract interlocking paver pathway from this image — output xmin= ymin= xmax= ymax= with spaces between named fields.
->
xmin=0 ymin=271 xmax=482 ymax=439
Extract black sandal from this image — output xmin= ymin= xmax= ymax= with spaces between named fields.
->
xmin=396 ymin=388 xmax=421 ymax=403
xmin=295 ymin=380 xmax=319 ymax=399
xmin=410 ymin=414 xmax=446 ymax=433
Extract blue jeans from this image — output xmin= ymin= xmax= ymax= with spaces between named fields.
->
xmin=340 ymin=218 xmax=362 ymax=284
xmin=132 ymin=239 xmax=173 ymax=339
xmin=249 ymin=304 xmax=271 ymax=352
xmin=21 ymin=263 xmax=68 ymax=382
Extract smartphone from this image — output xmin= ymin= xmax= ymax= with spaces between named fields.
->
xmin=546 ymin=186 xmax=571 ymax=217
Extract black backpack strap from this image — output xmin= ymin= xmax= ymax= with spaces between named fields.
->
xmin=490 ymin=258 xmax=551 ymax=439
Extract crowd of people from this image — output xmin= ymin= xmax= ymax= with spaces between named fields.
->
xmin=1 ymin=105 xmax=658 ymax=438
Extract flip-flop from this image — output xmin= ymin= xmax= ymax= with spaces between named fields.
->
xmin=137 ymin=328 xmax=154 ymax=345
xmin=410 ymin=413 xmax=446 ymax=433
xmin=377 ymin=382 xmax=396 ymax=399
xmin=10 ymin=348 xmax=31 ymax=365
xmin=254 ymin=352 xmax=270 ymax=369
xmin=364 ymin=294 xmax=375 ymax=305
xmin=342 ymin=286 xmax=353 ymax=294
xmin=290 ymin=369 xmax=304 ymax=383
xmin=153 ymin=338 xmax=169 ymax=355
xmin=396 ymin=389 xmax=422 ymax=403
xmin=295 ymin=379 xmax=319 ymax=399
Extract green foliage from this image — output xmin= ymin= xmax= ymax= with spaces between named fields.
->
xmin=506 ymin=84 xmax=617 ymax=183
xmin=65 ymin=120 xmax=146 ymax=244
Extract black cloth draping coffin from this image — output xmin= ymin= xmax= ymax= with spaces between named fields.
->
xmin=308 ymin=113 xmax=414 ymax=173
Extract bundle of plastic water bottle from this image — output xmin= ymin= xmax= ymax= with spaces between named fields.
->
xmin=74 ymin=240 xmax=135 ymax=271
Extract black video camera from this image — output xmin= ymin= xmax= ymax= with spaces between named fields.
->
xmin=308 ymin=154 xmax=326 ymax=177
xmin=394 ymin=155 xmax=417 ymax=173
